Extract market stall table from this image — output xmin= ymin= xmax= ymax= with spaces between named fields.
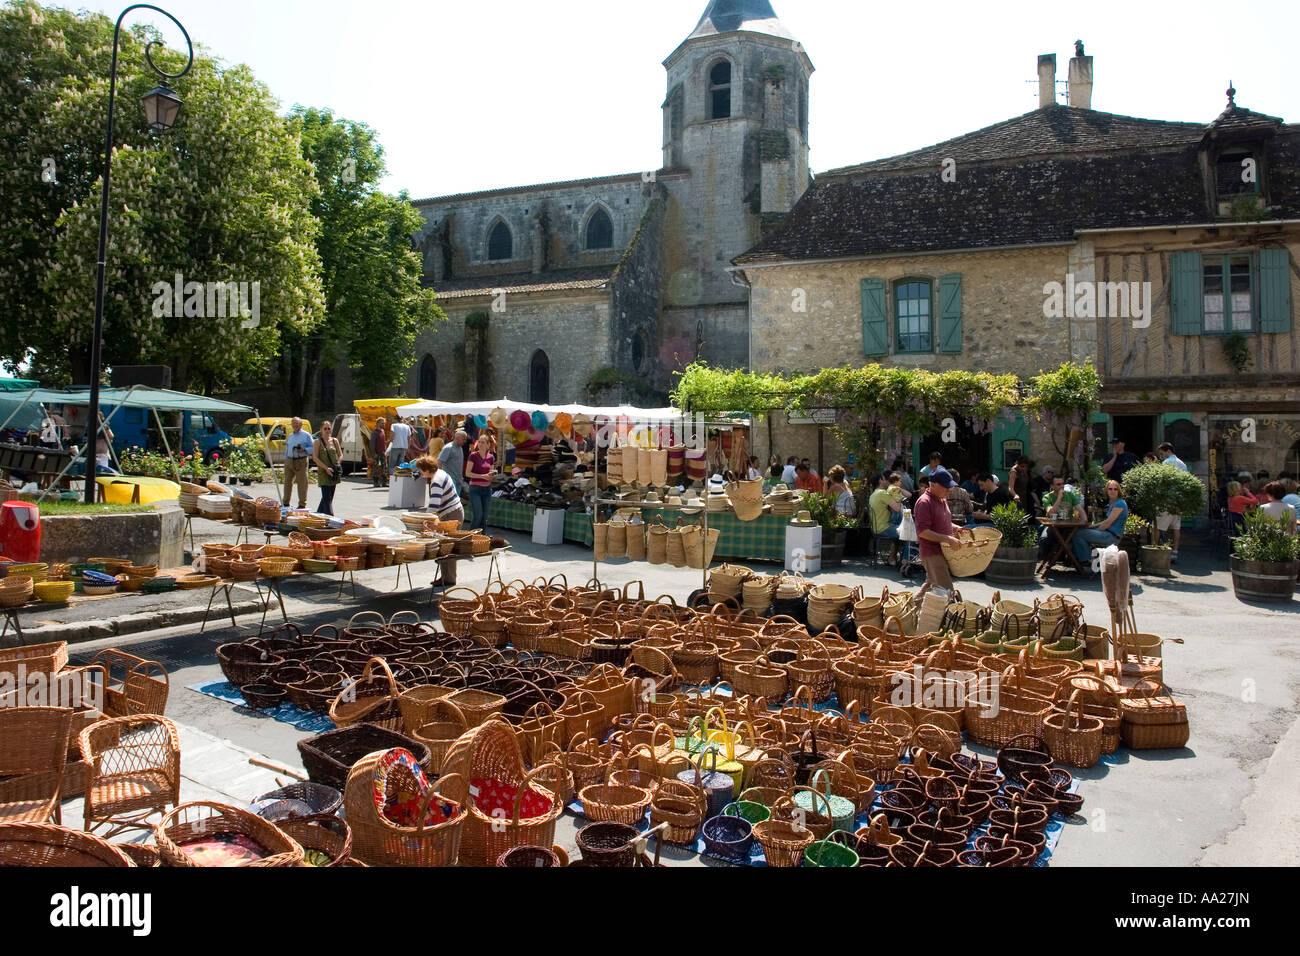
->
xmin=1036 ymin=517 xmax=1090 ymax=577
xmin=633 ymin=508 xmax=787 ymax=563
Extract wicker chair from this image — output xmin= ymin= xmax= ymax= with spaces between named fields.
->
xmin=79 ymin=714 xmax=181 ymax=838
xmin=89 ymin=649 xmax=169 ymax=717
xmin=0 ymin=707 xmax=74 ymax=826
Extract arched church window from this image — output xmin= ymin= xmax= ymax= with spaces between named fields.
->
xmin=586 ymin=208 xmax=613 ymax=250
xmin=709 ymin=60 xmax=732 ymax=120
xmin=488 ymin=221 xmax=512 ymax=260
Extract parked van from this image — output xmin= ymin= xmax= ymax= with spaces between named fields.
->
xmin=330 ymin=413 xmax=365 ymax=475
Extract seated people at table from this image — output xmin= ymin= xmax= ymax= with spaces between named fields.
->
xmin=747 ymin=456 xmax=763 ymax=482
xmin=946 ymin=469 xmax=972 ymax=525
xmin=1257 ymin=481 xmax=1298 ymax=534
xmin=826 ymin=466 xmax=856 ymax=518
xmin=1072 ymin=479 xmax=1128 ymax=571
xmin=1038 ymin=473 xmax=1088 ymax=560
xmin=414 ymin=455 xmax=464 ymax=526
xmin=968 ymin=473 xmax=1014 ymax=524
xmin=919 ymin=451 xmax=949 ymax=481
xmin=1282 ymin=478 xmax=1300 ymax=512
xmin=1226 ymin=480 xmax=1257 ymax=533
xmin=794 ymin=463 xmax=823 ymax=492
xmin=1031 ymin=465 xmax=1055 ymax=501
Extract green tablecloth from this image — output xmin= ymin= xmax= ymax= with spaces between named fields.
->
xmin=484 ymin=497 xmax=536 ymax=533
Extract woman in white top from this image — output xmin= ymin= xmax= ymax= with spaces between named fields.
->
xmin=745 ymin=456 xmax=762 ymax=482
xmin=1258 ymin=481 xmax=1298 ymax=535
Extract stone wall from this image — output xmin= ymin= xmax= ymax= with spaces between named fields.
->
xmin=413 ymin=177 xmax=651 ymax=280
xmin=39 ymin=504 xmax=184 ymax=569
xmin=608 ymin=197 xmax=665 ymax=394
xmin=408 ymin=292 xmax=613 ymax=405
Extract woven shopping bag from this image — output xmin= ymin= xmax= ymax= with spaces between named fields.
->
xmin=649 ymin=449 xmax=668 ymax=487
xmin=647 ymin=517 xmax=669 ymax=565
xmin=626 ymin=521 xmax=647 ymax=561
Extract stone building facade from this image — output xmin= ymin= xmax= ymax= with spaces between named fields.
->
xmin=734 ymin=54 xmax=1300 ymax=513
xmin=339 ymin=0 xmax=810 ymax=418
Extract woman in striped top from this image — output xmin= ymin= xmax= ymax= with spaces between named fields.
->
xmin=414 ymin=456 xmax=464 ymax=526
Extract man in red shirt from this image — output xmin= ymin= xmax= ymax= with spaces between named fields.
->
xmin=913 ymin=470 xmax=966 ymax=599
xmin=794 ymin=463 xmax=823 ymax=492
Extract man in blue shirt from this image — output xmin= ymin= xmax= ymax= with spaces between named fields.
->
xmin=1155 ymin=441 xmax=1188 ymax=561
xmin=282 ymin=417 xmax=314 ymax=509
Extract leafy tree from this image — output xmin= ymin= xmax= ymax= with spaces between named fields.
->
xmin=1121 ymin=462 xmax=1206 ymax=543
xmin=278 ymin=107 xmax=444 ymax=410
xmin=0 ymin=1 xmax=324 ymax=389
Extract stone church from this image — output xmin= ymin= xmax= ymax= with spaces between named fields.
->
xmin=394 ymin=0 xmax=812 ymax=409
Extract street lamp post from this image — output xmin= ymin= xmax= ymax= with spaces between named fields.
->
xmin=83 ymin=4 xmax=193 ymax=502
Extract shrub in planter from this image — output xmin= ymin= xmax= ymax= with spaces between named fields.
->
xmin=1230 ymin=511 xmax=1300 ymax=602
xmin=1122 ymin=463 xmax=1206 ymax=575
xmin=985 ymin=503 xmax=1038 ymax=583
xmin=804 ymin=492 xmax=855 ymax=567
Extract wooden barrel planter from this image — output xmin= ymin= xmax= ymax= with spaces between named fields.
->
xmin=985 ymin=546 xmax=1038 ymax=584
xmin=1230 ymin=556 xmax=1298 ymax=603
xmin=821 ymin=530 xmax=847 ymax=568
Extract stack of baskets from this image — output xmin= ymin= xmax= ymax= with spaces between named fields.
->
xmin=7 ymin=562 xmax=48 ymax=583
xmin=254 ymin=497 xmax=283 ymax=525
xmin=178 ymin=481 xmax=206 ymax=515
xmin=0 ymin=575 xmax=34 ymax=607
xmin=708 ymin=564 xmax=753 ymax=605
xmin=807 ymin=583 xmax=855 ymax=633
xmin=197 ymin=493 xmax=232 ymax=520
xmin=741 ymin=574 xmax=776 ymax=614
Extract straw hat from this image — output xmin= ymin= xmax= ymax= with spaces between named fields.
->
xmin=768 ymin=484 xmax=794 ymax=500
xmin=680 ymin=493 xmax=705 ymax=515
xmin=643 ymin=490 xmax=661 ymax=503
xmin=489 ymin=407 xmax=509 ymax=430
xmin=665 ymin=495 xmax=684 ymax=507
xmin=789 ymin=510 xmax=816 ymax=527
xmin=555 ymin=412 xmax=573 ymax=432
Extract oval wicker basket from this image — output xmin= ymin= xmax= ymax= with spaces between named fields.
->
xmin=259 ymin=557 xmax=297 ymax=578
xmin=156 ymin=801 xmax=304 ymax=867
xmin=942 ymin=526 xmax=1004 ymax=577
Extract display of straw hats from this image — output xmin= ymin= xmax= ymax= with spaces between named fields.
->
xmin=789 ymin=509 xmax=816 ymax=527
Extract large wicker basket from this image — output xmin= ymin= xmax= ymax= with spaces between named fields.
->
xmin=941 ymin=526 xmax=1003 ymax=577
xmin=0 ymin=823 xmax=134 ymax=867
xmin=155 ymin=801 xmax=304 ymax=867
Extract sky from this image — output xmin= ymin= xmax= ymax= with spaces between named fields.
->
xmin=45 ymin=0 xmax=1300 ymax=199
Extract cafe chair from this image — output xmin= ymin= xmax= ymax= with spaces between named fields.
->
xmin=79 ymin=713 xmax=181 ymax=838
xmin=0 ymin=707 xmax=74 ymax=825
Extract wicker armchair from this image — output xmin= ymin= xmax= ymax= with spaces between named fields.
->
xmin=79 ymin=714 xmax=181 ymax=838
xmin=0 ymin=707 xmax=74 ymax=825
xmin=90 ymin=649 xmax=169 ymax=717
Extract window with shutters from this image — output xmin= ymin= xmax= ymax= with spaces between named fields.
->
xmin=894 ymin=279 xmax=933 ymax=353
xmin=1202 ymin=255 xmax=1254 ymax=334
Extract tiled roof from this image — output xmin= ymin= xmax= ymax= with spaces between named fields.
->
xmin=411 ymin=172 xmax=650 ymax=206
xmin=819 ymin=106 xmax=1207 ymax=180
xmin=1204 ymin=104 xmax=1284 ymax=137
xmin=431 ymin=266 xmax=614 ymax=300
xmin=737 ymin=105 xmax=1300 ymax=265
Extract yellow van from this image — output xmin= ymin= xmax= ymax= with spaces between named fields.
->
xmin=230 ymin=418 xmax=311 ymax=465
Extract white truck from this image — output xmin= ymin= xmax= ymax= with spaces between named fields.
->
xmin=330 ymin=413 xmax=366 ymax=475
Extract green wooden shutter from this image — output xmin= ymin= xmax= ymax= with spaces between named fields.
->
xmin=861 ymin=278 xmax=888 ymax=356
xmin=1259 ymin=248 xmax=1293 ymax=334
xmin=937 ymin=274 xmax=963 ymax=353
xmin=1170 ymin=251 xmax=1203 ymax=335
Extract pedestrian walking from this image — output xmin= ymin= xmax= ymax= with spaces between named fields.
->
xmin=370 ymin=417 xmax=389 ymax=487
xmin=388 ymin=416 xmax=412 ymax=474
xmin=438 ymin=428 xmax=469 ymax=497
xmin=282 ymin=416 xmax=313 ymax=509
xmin=1155 ymin=442 xmax=1188 ymax=561
xmin=913 ymin=470 xmax=965 ymax=599
xmin=313 ymin=420 xmax=342 ymax=515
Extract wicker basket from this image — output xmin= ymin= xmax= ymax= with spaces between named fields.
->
xmin=579 ymin=782 xmax=654 ymax=825
xmin=259 ymin=557 xmax=297 ymax=578
xmin=1042 ymin=690 xmax=1104 ymax=768
xmin=254 ymin=498 xmax=282 ymax=524
xmin=298 ymin=724 xmax=434 ymax=790
xmin=0 ymin=575 xmax=34 ymax=607
xmin=156 ymin=801 xmax=303 ymax=867
xmin=752 ymin=818 xmax=815 ymax=867
xmin=279 ymin=814 xmax=353 ymax=867
xmin=344 ymin=750 xmax=464 ymax=866
xmin=0 ymin=823 xmax=134 ymax=867
xmin=942 ymin=526 xmax=1003 ymax=577
xmin=228 ymin=559 xmax=261 ymax=581
xmin=1120 ymin=678 xmax=1189 ymax=750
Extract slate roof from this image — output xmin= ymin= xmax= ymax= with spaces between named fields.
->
xmin=736 ymin=104 xmax=1300 ymax=265
xmin=430 ymin=267 xmax=614 ymax=300
xmin=686 ymin=0 xmax=794 ymax=42
xmin=411 ymin=172 xmax=649 ymax=207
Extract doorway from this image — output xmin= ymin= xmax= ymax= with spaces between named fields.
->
xmin=916 ymin=418 xmax=991 ymax=485
xmin=1111 ymin=415 xmax=1157 ymax=458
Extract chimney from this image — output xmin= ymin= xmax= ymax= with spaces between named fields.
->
xmin=1068 ymin=41 xmax=1093 ymax=109
xmin=1038 ymin=54 xmax=1056 ymax=108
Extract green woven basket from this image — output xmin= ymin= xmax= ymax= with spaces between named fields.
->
xmin=803 ymin=835 xmax=859 ymax=868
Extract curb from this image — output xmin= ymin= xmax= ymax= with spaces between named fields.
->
xmin=12 ymin=599 xmax=266 ymax=646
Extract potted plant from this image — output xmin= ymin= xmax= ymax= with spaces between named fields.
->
xmin=984 ymin=502 xmax=1039 ymax=584
xmin=803 ymin=491 xmax=856 ymax=567
xmin=1119 ymin=515 xmax=1148 ymax=571
xmin=1230 ymin=511 xmax=1300 ymax=602
xmin=1120 ymin=463 xmax=1206 ymax=577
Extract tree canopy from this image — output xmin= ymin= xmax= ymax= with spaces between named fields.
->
xmin=276 ymin=106 xmax=444 ymax=410
xmin=0 ymin=0 xmax=326 ymax=391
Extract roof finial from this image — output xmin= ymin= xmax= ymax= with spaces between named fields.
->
xmin=1074 ymin=39 xmax=1084 ymax=57
xmin=1226 ymin=81 xmax=1236 ymax=108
